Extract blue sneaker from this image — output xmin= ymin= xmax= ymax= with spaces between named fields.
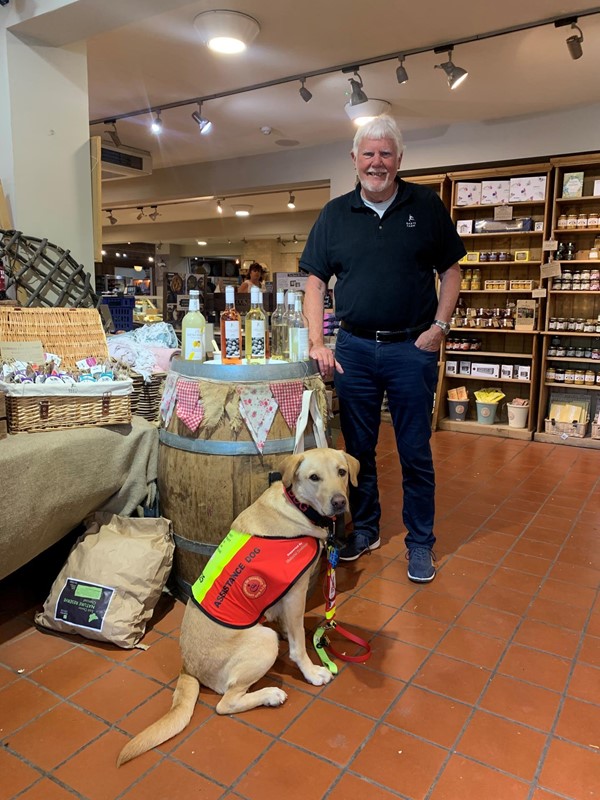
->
xmin=407 ymin=547 xmax=436 ymax=583
xmin=338 ymin=533 xmax=381 ymax=562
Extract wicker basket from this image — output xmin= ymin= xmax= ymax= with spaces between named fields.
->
xmin=544 ymin=418 xmax=589 ymax=438
xmin=0 ymin=307 xmax=132 ymax=432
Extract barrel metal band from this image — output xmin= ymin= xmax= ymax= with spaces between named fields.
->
xmin=172 ymin=532 xmax=218 ymax=557
xmin=160 ymin=429 xmax=316 ymax=455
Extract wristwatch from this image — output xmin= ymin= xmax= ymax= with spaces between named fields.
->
xmin=433 ymin=319 xmax=451 ymax=336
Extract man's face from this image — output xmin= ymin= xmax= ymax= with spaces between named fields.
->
xmin=351 ymin=136 xmax=402 ymax=200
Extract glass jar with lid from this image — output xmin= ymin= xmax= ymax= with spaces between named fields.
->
xmin=545 ymin=366 xmax=556 ymax=382
xmin=575 ymin=370 xmax=585 ymax=385
xmin=585 ymin=369 xmax=595 ymax=384
xmin=564 ymin=368 xmax=576 ymax=384
xmin=567 ymin=214 xmax=578 ymax=229
xmin=589 ymin=211 xmax=599 ymax=228
xmin=558 ymin=213 xmax=568 ymax=229
xmin=577 ymin=213 xmax=588 ymax=228
xmin=576 ymin=346 xmax=585 ymax=358
xmin=554 ymin=368 xmax=565 ymax=383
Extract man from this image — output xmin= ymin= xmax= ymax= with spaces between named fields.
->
xmin=301 ymin=115 xmax=464 ymax=583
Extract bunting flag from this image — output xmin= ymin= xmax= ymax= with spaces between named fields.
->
xmin=176 ymin=378 xmax=204 ymax=432
xmin=270 ymin=380 xmax=303 ymax=431
xmin=238 ymin=384 xmax=279 ymax=453
xmin=160 ymin=372 xmax=178 ymax=426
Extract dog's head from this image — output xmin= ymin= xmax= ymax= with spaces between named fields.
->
xmin=279 ymin=448 xmax=359 ymax=518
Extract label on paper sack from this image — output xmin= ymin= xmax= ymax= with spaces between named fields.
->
xmin=54 ymin=578 xmax=115 ymax=631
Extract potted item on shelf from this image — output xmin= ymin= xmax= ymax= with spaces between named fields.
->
xmin=474 ymin=388 xmax=505 ymax=425
xmin=507 ymin=398 xmax=529 ymax=429
xmin=447 ymin=386 xmax=469 ymax=421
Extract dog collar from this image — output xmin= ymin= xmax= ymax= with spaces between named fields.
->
xmin=283 ymin=485 xmax=335 ymax=534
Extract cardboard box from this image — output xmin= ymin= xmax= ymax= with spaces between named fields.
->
xmin=481 ymin=180 xmax=510 ymax=205
xmin=517 ymin=365 xmax=531 ymax=381
xmin=501 ymin=364 xmax=514 ymax=379
xmin=445 ymin=361 xmax=458 ymax=375
xmin=594 ymin=179 xmax=600 ymax=197
xmin=471 ymin=362 xmax=500 ymax=378
xmin=456 ymin=182 xmax=481 ymax=206
xmin=459 ymin=361 xmax=471 ymax=375
xmin=456 ymin=219 xmax=473 ymax=235
xmin=509 ymin=176 xmax=547 ymax=202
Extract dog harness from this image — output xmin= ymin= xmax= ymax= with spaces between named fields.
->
xmin=190 ymin=529 xmax=319 ymax=629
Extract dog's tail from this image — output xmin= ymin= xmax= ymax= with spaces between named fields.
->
xmin=117 ymin=671 xmax=199 ymax=767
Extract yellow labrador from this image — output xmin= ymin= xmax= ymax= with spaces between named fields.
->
xmin=117 ymin=447 xmax=359 ymax=766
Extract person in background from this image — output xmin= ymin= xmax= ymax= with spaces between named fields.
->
xmin=239 ymin=262 xmax=265 ymax=293
xmin=302 ymin=115 xmax=464 ymax=583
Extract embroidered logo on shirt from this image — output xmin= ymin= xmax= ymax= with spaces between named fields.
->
xmin=406 ymin=214 xmax=416 ymax=228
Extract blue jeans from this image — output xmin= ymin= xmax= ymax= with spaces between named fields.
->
xmin=334 ymin=328 xmax=438 ymax=550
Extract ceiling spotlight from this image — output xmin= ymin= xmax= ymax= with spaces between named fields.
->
xmin=344 ymin=98 xmax=391 ymax=126
xmin=106 ymin=209 xmax=118 ymax=225
xmin=101 ymin=249 xmax=106 ymax=256
xmin=193 ymin=10 xmax=260 ymax=54
xmin=148 ymin=206 xmax=160 ymax=221
xmin=566 ymin=23 xmax=584 ymax=59
xmin=434 ymin=48 xmax=468 ymax=90
xmin=197 ymin=240 xmax=207 ymax=246
xmin=148 ymin=256 xmax=154 ymax=263
xmin=232 ymin=204 xmax=252 ymax=217
xmin=299 ymin=78 xmax=312 ymax=103
xmin=136 ymin=207 xmax=146 ymax=221
xmin=133 ymin=265 xmax=144 ymax=272
xmin=151 ymin=112 xmax=163 ymax=134
xmin=216 ymin=199 xmax=223 ymax=214
xmin=293 ymin=235 xmax=299 ymax=244
xmin=287 ymin=192 xmax=296 ymax=209
xmin=191 ymin=102 xmax=212 ymax=134
xmin=348 ymin=70 xmax=369 ymax=106
xmin=396 ymin=56 xmax=409 ymax=85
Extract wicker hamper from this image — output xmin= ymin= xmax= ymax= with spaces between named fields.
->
xmin=0 ymin=307 xmax=132 ymax=432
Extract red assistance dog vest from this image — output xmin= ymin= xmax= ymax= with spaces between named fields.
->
xmin=191 ymin=530 xmax=319 ymax=629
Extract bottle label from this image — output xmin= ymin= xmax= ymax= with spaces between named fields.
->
xmin=184 ymin=327 xmax=205 ymax=361
xmin=224 ymin=320 xmax=241 ymax=359
xmin=250 ymin=320 xmax=266 ymax=358
xmin=297 ymin=328 xmax=309 ymax=360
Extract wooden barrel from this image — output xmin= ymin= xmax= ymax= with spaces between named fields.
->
xmin=158 ymin=359 xmax=326 ymax=600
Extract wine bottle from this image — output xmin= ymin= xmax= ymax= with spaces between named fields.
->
xmin=245 ymin=286 xmax=267 ymax=364
xmin=181 ymin=289 xmax=206 ymax=361
xmin=288 ymin=293 xmax=310 ymax=362
xmin=220 ymin=285 xmax=242 ymax=364
xmin=281 ymin=291 xmax=295 ymax=361
xmin=270 ymin=290 xmax=286 ymax=360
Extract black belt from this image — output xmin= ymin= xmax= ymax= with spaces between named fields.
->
xmin=340 ymin=320 xmax=430 ymax=342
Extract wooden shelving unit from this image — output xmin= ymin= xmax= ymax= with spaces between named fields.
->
xmin=434 ymin=163 xmax=553 ymax=437
xmin=534 ymin=154 xmax=600 ymax=450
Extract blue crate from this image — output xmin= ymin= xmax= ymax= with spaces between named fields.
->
xmin=101 ymin=296 xmax=134 ymax=331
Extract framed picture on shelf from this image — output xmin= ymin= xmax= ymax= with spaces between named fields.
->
xmin=562 ymin=172 xmax=584 ymax=198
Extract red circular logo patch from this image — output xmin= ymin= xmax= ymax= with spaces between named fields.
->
xmin=243 ymin=575 xmax=267 ymax=599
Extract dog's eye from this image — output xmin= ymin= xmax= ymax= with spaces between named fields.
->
xmin=338 ymin=468 xmax=347 ymax=477
xmin=309 ymin=473 xmax=320 ymax=482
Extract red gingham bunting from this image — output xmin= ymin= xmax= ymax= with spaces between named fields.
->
xmin=176 ymin=379 xmax=204 ymax=432
xmin=270 ymin=380 xmax=303 ymax=431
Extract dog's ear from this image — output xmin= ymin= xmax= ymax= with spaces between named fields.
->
xmin=279 ymin=453 xmax=304 ymax=487
xmin=343 ymin=452 xmax=360 ymax=487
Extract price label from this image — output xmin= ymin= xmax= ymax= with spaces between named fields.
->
xmin=541 ymin=261 xmax=561 ymax=279
xmin=542 ymin=239 xmax=559 ymax=252
xmin=494 ymin=205 xmax=513 ymax=221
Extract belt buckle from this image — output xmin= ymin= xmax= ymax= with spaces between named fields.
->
xmin=375 ymin=330 xmax=391 ymax=342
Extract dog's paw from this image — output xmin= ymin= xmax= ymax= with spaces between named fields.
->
xmin=305 ymin=665 xmax=334 ymax=686
xmin=264 ymin=687 xmax=287 ymax=707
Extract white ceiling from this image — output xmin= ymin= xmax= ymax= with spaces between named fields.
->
xmin=82 ymin=0 xmax=600 ymax=247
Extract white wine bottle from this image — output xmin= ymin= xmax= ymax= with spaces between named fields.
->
xmin=288 ymin=294 xmax=310 ymax=362
xmin=245 ymin=286 xmax=267 ymax=364
xmin=181 ymin=289 xmax=206 ymax=361
xmin=282 ymin=291 xmax=295 ymax=361
xmin=270 ymin=290 xmax=286 ymax=360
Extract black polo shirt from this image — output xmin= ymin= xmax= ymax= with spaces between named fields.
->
xmin=300 ymin=179 xmax=466 ymax=330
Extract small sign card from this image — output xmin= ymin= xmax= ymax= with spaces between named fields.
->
xmin=541 ymin=261 xmax=562 ymax=279
xmin=0 ymin=340 xmax=45 ymax=363
xmin=494 ymin=205 xmax=513 ymax=221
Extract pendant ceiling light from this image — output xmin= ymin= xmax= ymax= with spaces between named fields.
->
xmin=344 ymin=99 xmax=391 ymax=126
xmin=193 ymin=10 xmax=260 ymax=54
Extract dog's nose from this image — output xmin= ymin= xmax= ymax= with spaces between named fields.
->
xmin=331 ymin=494 xmax=347 ymax=512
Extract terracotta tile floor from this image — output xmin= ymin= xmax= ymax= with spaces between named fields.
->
xmin=1 ymin=426 xmax=599 ymax=800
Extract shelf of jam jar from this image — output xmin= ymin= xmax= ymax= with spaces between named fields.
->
xmin=542 ymin=331 xmax=600 ymax=337
xmin=551 ymin=260 xmax=600 ymax=265
xmin=460 ymin=290 xmax=541 ymax=294
xmin=544 ymin=381 xmax=599 ymax=390
xmin=447 ymin=350 xmax=533 ymax=358
xmin=458 ymin=232 xmax=543 ymax=238
xmin=450 ymin=328 xmax=539 ymax=334
xmin=549 ymin=290 xmax=600 ymax=295
xmin=553 ymin=228 xmax=600 ymax=235
xmin=556 ymin=196 xmax=600 ymax=203
xmin=464 ymin=261 xmax=541 ymax=266
xmin=547 ymin=357 xmax=600 ymax=364
xmin=446 ymin=373 xmax=531 ymax=384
